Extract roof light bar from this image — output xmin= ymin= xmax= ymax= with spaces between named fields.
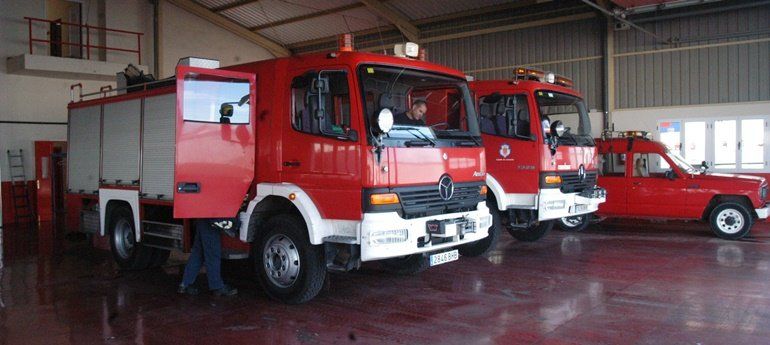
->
xmin=513 ymin=67 xmax=573 ymax=88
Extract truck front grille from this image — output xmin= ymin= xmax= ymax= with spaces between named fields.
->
xmin=559 ymin=171 xmax=598 ymax=193
xmin=399 ymin=182 xmax=484 ymax=219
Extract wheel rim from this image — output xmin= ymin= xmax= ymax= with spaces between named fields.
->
xmin=113 ymin=218 xmax=135 ymax=259
xmin=716 ymin=208 xmax=744 ymax=234
xmin=561 ymin=216 xmax=583 ymax=228
xmin=263 ymin=234 xmax=301 ymax=288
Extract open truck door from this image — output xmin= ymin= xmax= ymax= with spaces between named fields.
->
xmin=174 ymin=66 xmax=256 ymax=218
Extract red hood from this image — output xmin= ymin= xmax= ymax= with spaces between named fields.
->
xmin=694 ymin=172 xmax=766 ymax=185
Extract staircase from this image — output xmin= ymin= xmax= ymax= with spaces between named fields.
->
xmin=6 ymin=150 xmax=35 ymax=227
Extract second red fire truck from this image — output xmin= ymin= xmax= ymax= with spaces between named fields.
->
xmin=66 ymin=43 xmax=493 ymax=303
xmin=470 ymin=68 xmax=606 ymax=242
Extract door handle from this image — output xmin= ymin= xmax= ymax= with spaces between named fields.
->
xmin=632 ymin=181 xmax=642 ymax=186
xmin=283 ymin=161 xmax=301 ymax=167
xmin=177 ymin=182 xmax=200 ymax=193
xmin=687 ymin=184 xmax=700 ymax=189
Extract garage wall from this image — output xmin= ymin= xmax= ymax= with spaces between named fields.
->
xmin=614 ymin=4 xmax=770 ymax=109
xmin=427 ymin=18 xmax=605 ymax=112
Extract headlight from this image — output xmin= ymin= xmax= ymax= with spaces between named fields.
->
xmin=370 ymin=229 xmax=408 ymax=245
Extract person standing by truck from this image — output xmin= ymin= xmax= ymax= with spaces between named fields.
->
xmin=178 ymin=219 xmax=238 ymax=296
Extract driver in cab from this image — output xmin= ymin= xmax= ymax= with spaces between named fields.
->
xmin=394 ymin=100 xmax=427 ymax=126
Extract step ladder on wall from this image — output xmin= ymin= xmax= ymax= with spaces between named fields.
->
xmin=6 ymin=150 xmax=35 ymax=227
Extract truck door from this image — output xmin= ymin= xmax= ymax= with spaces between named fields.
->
xmin=173 ymin=66 xmax=256 ymax=218
xmin=479 ymin=93 xmax=540 ymax=197
xmin=281 ymin=68 xmax=362 ymax=220
xmin=625 ymin=151 xmax=687 ymax=217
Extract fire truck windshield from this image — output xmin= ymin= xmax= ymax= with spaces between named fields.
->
xmin=535 ymin=90 xmax=593 ymax=146
xmin=359 ymin=65 xmax=481 ymax=147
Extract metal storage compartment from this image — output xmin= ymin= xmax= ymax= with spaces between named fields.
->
xmin=141 ymin=93 xmax=177 ymax=200
xmin=67 ymin=105 xmax=101 ymax=193
xmin=102 ymin=99 xmax=141 ymax=184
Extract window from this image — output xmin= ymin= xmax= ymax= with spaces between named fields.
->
xmin=291 ymin=70 xmax=351 ymax=137
xmin=479 ymin=94 xmax=530 ymax=139
xmin=631 ymin=153 xmax=669 ymax=178
xmin=600 ymin=153 xmax=626 ymax=177
xmin=658 ymin=117 xmax=768 ymax=172
xmin=535 ymin=91 xmax=593 ymax=146
xmin=182 ymin=74 xmax=250 ymax=124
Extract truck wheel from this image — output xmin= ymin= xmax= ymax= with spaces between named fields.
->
xmin=108 ymin=206 xmax=153 ymax=270
xmin=458 ymin=199 xmax=500 ymax=257
xmin=507 ymin=219 xmax=553 ymax=242
xmin=380 ymin=254 xmax=430 ymax=275
xmin=558 ymin=213 xmax=592 ymax=232
xmin=709 ymin=202 xmax=753 ymax=240
xmin=253 ymin=214 xmax=326 ymax=304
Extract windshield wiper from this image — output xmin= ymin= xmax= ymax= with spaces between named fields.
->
xmin=457 ymin=132 xmax=482 ymax=147
xmin=392 ymin=126 xmax=436 ymax=147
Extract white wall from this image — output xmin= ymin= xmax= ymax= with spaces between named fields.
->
xmin=1 ymin=0 xmax=275 ymax=182
xmin=610 ymin=101 xmax=770 ymax=134
xmin=158 ymin=0 xmax=273 ymax=78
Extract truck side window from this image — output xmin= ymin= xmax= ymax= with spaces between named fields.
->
xmin=479 ymin=94 xmax=529 ymax=139
xmin=632 ymin=153 xmax=668 ymax=178
xmin=600 ymin=153 xmax=625 ymax=177
xmin=291 ymin=70 xmax=350 ymax=137
xmin=182 ymin=74 xmax=250 ymax=124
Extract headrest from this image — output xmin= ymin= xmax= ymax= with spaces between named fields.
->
xmin=479 ymin=103 xmax=492 ymax=118
xmin=495 ymin=101 xmax=506 ymax=115
xmin=378 ymin=94 xmax=395 ymax=110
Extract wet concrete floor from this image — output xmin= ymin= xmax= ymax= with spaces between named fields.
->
xmin=2 ymin=219 xmax=770 ymax=344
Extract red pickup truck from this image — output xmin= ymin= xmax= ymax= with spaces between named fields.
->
xmin=595 ymin=132 xmax=769 ymax=240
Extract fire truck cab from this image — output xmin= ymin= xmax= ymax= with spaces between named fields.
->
xmin=67 ymin=47 xmax=493 ymax=304
xmin=470 ymin=68 xmax=606 ymax=242
xmin=596 ymin=132 xmax=769 ymax=240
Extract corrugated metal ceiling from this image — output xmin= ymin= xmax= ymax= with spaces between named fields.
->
xmin=192 ymin=0 xmax=525 ymax=46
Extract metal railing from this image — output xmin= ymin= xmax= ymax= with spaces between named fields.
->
xmin=24 ymin=16 xmax=143 ymax=64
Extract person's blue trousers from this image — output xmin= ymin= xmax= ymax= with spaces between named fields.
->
xmin=181 ymin=219 xmax=224 ymax=290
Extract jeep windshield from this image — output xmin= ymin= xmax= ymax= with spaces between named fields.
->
xmin=666 ymin=148 xmax=701 ymax=174
xmin=536 ymin=90 xmax=594 ymax=146
xmin=359 ymin=65 xmax=481 ymax=147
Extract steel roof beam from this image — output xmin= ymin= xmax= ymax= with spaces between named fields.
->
xmin=166 ymin=0 xmax=290 ymax=57
xmin=359 ymin=0 xmax=420 ymax=43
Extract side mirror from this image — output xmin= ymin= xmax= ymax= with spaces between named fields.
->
xmin=665 ymin=170 xmax=677 ymax=180
xmin=701 ymin=160 xmax=709 ymax=170
xmin=219 ymin=103 xmax=234 ymax=117
xmin=550 ymin=120 xmax=565 ymax=137
xmin=374 ymin=108 xmax=394 ymax=134
xmin=346 ymin=129 xmax=359 ymax=142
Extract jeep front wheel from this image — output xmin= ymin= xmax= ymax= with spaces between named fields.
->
xmin=709 ymin=202 xmax=752 ymax=240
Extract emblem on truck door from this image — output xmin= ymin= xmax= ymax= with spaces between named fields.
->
xmin=499 ymin=144 xmax=511 ymax=158
xmin=439 ymin=175 xmax=455 ymax=201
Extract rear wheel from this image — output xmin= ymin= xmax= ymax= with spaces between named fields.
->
xmin=253 ymin=214 xmax=326 ymax=304
xmin=709 ymin=202 xmax=752 ymax=240
xmin=458 ymin=198 xmax=500 ymax=257
xmin=380 ymin=254 xmax=430 ymax=275
xmin=109 ymin=206 xmax=154 ymax=270
xmin=558 ymin=213 xmax=592 ymax=232
xmin=507 ymin=219 xmax=553 ymax=242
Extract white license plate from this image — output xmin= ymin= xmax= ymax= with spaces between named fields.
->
xmin=574 ymin=204 xmax=588 ymax=213
xmin=429 ymin=249 xmax=459 ymax=267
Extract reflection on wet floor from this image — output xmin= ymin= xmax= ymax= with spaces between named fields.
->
xmin=2 ymin=219 xmax=770 ymax=344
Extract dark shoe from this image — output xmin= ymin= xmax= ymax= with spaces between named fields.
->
xmin=212 ymin=285 xmax=238 ymax=296
xmin=177 ymin=284 xmax=200 ymax=295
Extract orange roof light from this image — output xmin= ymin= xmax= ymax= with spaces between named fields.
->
xmin=338 ymin=33 xmax=354 ymax=52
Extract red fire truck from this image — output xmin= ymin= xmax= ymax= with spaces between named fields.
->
xmin=596 ymin=132 xmax=769 ymax=239
xmin=470 ymin=68 xmax=606 ymax=242
xmin=66 ymin=47 xmax=493 ymax=303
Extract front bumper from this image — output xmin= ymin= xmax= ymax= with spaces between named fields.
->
xmin=537 ymin=186 xmax=606 ymax=221
xmin=360 ymin=202 xmax=493 ymax=262
xmin=756 ymin=205 xmax=769 ymax=219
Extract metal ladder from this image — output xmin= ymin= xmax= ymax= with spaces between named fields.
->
xmin=6 ymin=150 xmax=35 ymax=227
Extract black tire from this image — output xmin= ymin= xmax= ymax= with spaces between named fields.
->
xmin=253 ymin=214 xmax=326 ymax=304
xmin=108 ymin=206 xmax=154 ymax=270
xmin=507 ymin=219 xmax=554 ymax=242
xmin=558 ymin=213 xmax=592 ymax=232
xmin=458 ymin=198 xmax=500 ymax=257
xmin=380 ymin=254 xmax=430 ymax=275
xmin=709 ymin=202 xmax=753 ymax=240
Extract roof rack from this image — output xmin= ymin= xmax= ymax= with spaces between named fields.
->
xmin=601 ymin=130 xmax=651 ymax=140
